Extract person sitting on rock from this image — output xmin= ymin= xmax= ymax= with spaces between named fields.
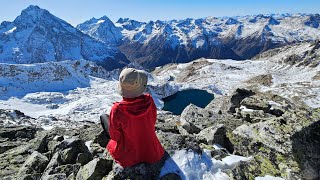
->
xmin=100 ymin=68 xmax=165 ymax=168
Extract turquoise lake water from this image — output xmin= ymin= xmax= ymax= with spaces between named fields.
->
xmin=162 ymin=89 xmax=214 ymax=115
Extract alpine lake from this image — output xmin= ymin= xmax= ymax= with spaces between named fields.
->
xmin=162 ymin=89 xmax=214 ymax=115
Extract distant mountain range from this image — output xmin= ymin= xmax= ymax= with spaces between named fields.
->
xmin=78 ymin=13 xmax=320 ymax=68
xmin=0 ymin=5 xmax=129 ymax=70
xmin=1 ymin=5 xmax=320 ymax=70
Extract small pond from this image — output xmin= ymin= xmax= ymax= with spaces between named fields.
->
xmin=162 ymin=89 xmax=214 ymax=115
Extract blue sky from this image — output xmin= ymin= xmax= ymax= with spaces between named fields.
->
xmin=0 ymin=0 xmax=319 ymax=26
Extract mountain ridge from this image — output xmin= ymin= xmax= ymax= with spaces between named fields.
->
xmin=1 ymin=5 xmax=319 ymax=69
xmin=78 ymin=12 xmax=320 ymax=68
xmin=0 ymin=5 xmax=129 ymax=70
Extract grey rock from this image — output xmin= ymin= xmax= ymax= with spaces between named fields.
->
xmin=156 ymin=131 xmax=202 ymax=155
xmin=93 ymin=131 xmax=109 ymax=148
xmin=180 ymin=104 xmax=214 ymax=134
xmin=240 ymin=96 xmax=270 ymax=112
xmin=155 ymin=113 xmax=180 ymax=134
xmin=89 ymin=143 xmax=106 ymax=158
xmin=197 ymin=124 xmax=234 ymax=153
xmin=77 ymin=124 xmax=102 ymax=142
xmin=54 ymin=138 xmax=92 ymax=165
xmin=42 ymin=152 xmax=63 ymax=177
xmin=210 ymin=148 xmax=229 ymax=160
xmin=237 ymin=109 xmax=270 ymax=123
xmin=0 ymin=140 xmax=25 ymax=154
xmin=67 ymin=173 xmax=75 ymax=180
xmin=0 ymin=130 xmax=49 ymax=178
xmin=42 ymin=173 xmax=67 ymax=180
xmin=228 ymin=88 xmax=255 ymax=113
xmin=228 ymin=105 xmax=320 ymax=179
xmin=53 ymin=136 xmax=64 ymax=142
xmin=106 ymin=153 xmax=169 ymax=180
xmin=246 ymin=74 xmax=273 ymax=86
xmin=49 ymin=164 xmax=81 ymax=178
xmin=18 ymin=151 xmax=49 ymax=176
xmin=0 ymin=126 xmax=38 ymax=141
xmin=227 ymin=161 xmax=251 ymax=180
xmin=76 ymin=158 xmax=113 ymax=180
xmin=0 ymin=109 xmax=35 ymax=127
xmin=292 ymin=120 xmax=320 ymax=180
xmin=19 ymin=173 xmax=42 ymax=180
xmin=76 ymin=153 xmax=93 ymax=166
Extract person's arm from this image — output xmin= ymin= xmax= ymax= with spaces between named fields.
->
xmin=150 ymin=96 xmax=157 ymax=125
xmin=108 ymin=105 xmax=122 ymax=142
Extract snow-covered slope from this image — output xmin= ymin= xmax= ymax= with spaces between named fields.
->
xmin=0 ymin=60 xmax=122 ymax=126
xmin=152 ymin=56 xmax=320 ymax=108
xmin=254 ymin=41 xmax=320 ymax=67
xmin=76 ymin=16 xmax=123 ymax=46
xmin=0 ymin=5 xmax=129 ymax=70
xmin=78 ymin=13 xmax=320 ymax=68
xmin=0 ymin=60 xmax=118 ymax=99
xmin=1 ymin=53 xmax=319 ymax=128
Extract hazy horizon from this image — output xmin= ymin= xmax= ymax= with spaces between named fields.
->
xmin=0 ymin=0 xmax=319 ymax=26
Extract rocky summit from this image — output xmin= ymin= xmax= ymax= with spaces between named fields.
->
xmin=0 ymin=4 xmax=320 ymax=180
xmin=0 ymin=88 xmax=319 ymax=179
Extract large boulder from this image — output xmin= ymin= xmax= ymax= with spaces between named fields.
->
xmin=240 ymin=96 xmax=271 ymax=112
xmin=0 ymin=127 xmax=48 ymax=179
xmin=155 ymin=113 xmax=180 ymax=134
xmin=18 ymin=151 xmax=49 ymax=176
xmin=228 ymin=88 xmax=255 ymax=113
xmin=156 ymin=131 xmax=202 ymax=155
xmin=45 ymin=164 xmax=81 ymax=179
xmin=240 ymin=95 xmax=285 ymax=118
xmin=93 ymin=131 xmax=109 ymax=148
xmin=228 ymin=106 xmax=320 ymax=179
xmin=42 ymin=138 xmax=93 ymax=178
xmin=76 ymin=158 xmax=113 ymax=180
xmin=106 ymin=153 xmax=168 ymax=180
xmin=53 ymin=138 xmax=92 ymax=165
xmin=0 ymin=126 xmax=38 ymax=141
xmin=197 ymin=124 xmax=234 ymax=153
xmin=42 ymin=152 xmax=64 ymax=177
xmin=180 ymin=104 xmax=214 ymax=134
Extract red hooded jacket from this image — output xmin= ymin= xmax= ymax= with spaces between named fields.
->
xmin=106 ymin=94 xmax=165 ymax=167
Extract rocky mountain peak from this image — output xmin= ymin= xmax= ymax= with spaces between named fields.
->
xmin=116 ymin=17 xmax=129 ymax=24
xmin=226 ymin=18 xmax=239 ymax=25
xmin=0 ymin=21 xmax=11 ymax=29
xmin=76 ymin=15 xmax=123 ymax=45
xmin=268 ymin=17 xmax=280 ymax=25
xmin=0 ymin=6 xmax=129 ymax=70
xmin=14 ymin=5 xmax=51 ymax=26
xmin=81 ymin=15 xmax=113 ymax=26
xmin=21 ymin=5 xmax=42 ymax=15
xmin=117 ymin=19 xmax=145 ymax=31
xmin=305 ymin=14 xmax=320 ymax=28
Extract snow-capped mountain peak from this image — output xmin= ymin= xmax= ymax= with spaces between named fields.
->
xmin=13 ymin=5 xmax=65 ymax=30
xmin=84 ymin=13 xmax=319 ymax=68
xmin=0 ymin=5 xmax=129 ymax=70
xmin=76 ymin=15 xmax=123 ymax=45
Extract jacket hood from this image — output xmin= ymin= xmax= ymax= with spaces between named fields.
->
xmin=117 ymin=94 xmax=153 ymax=117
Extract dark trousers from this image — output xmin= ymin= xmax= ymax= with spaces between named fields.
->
xmin=100 ymin=114 xmax=110 ymax=139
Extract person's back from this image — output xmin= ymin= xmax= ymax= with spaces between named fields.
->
xmin=107 ymin=94 xmax=165 ymax=167
xmin=105 ymin=68 xmax=165 ymax=168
